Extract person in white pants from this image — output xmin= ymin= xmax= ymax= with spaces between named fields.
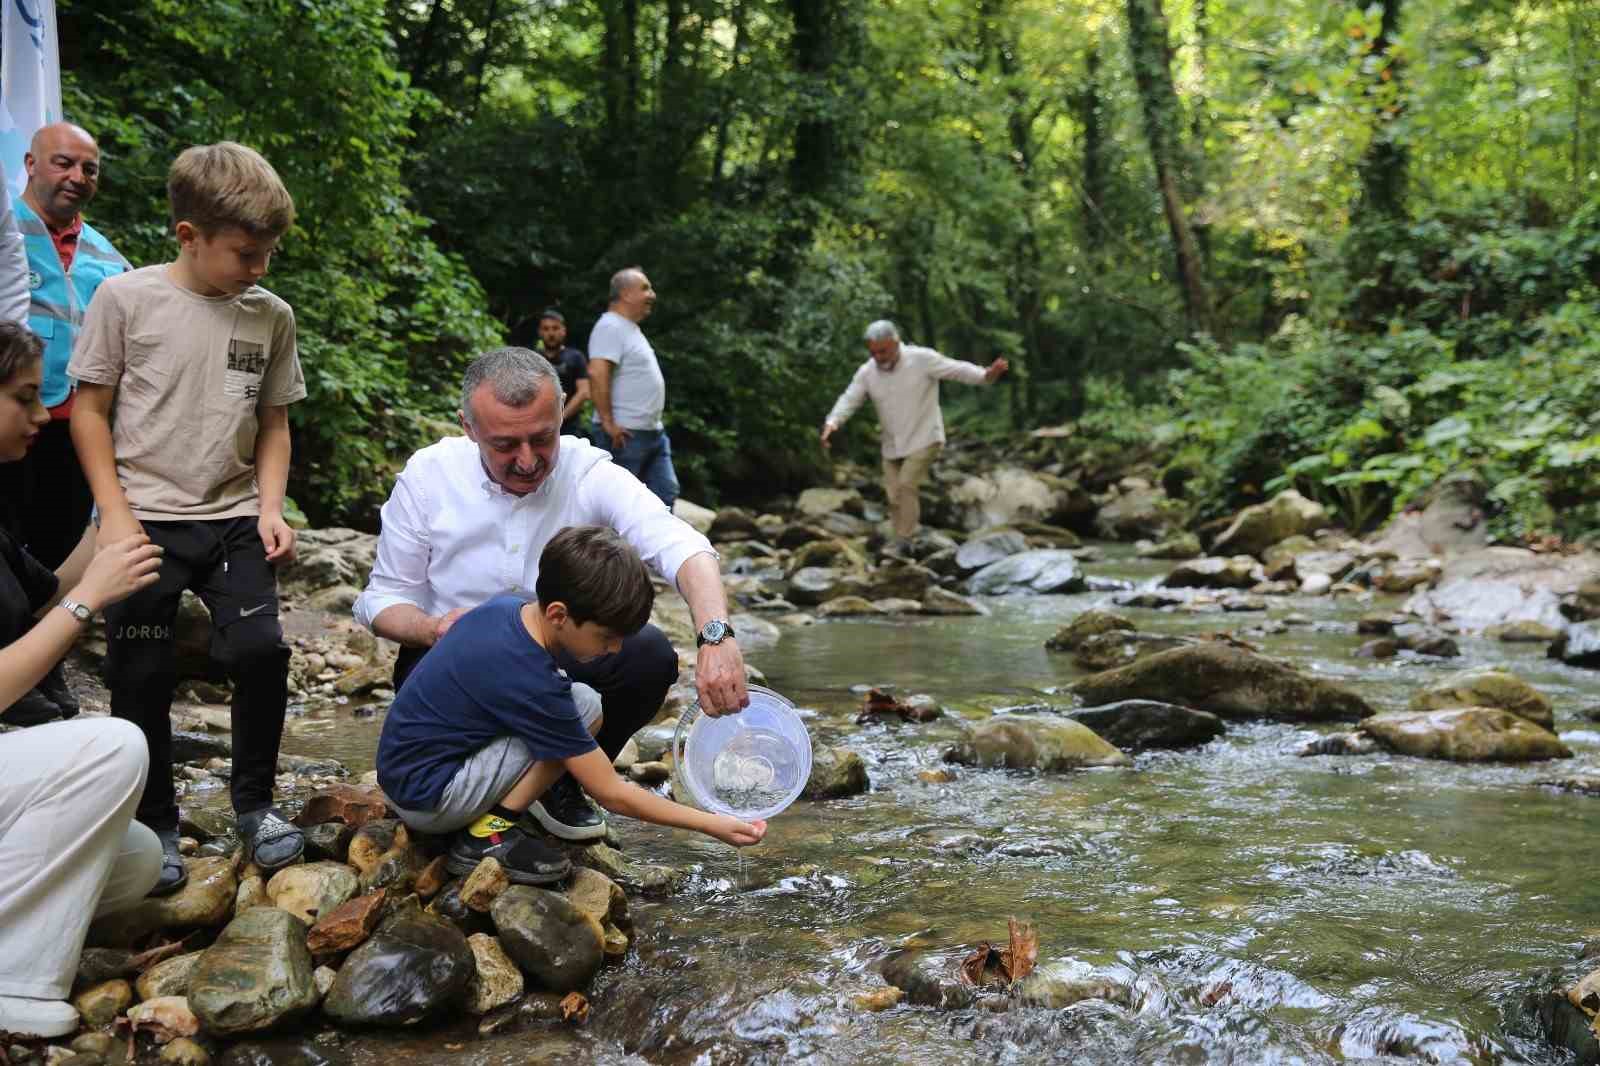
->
xmin=0 ymin=319 xmax=164 ymax=1037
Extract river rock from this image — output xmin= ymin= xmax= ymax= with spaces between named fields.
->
xmin=1262 ymin=535 xmax=1317 ymax=580
xmin=1404 ymin=547 xmax=1595 ymax=633
xmin=861 ymin=561 xmax=936 ymax=600
xmin=235 ymin=875 xmax=267 ymax=913
xmin=295 ymin=785 xmax=389 ymax=829
xmin=948 ymin=467 xmax=1083 ymax=532
xmin=159 ymin=1039 xmax=209 ymax=1066
xmin=1115 ymin=589 xmax=1187 ymax=610
xmin=919 ymin=587 xmax=988 ymax=615
xmin=72 ymin=979 xmax=132 ymax=1028
xmin=788 ymin=567 xmax=867 ymax=606
xmin=816 ymin=596 xmax=882 ymax=618
xmin=944 ymin=714 xmax=1131 ymax=770
xmin=786 ymin=538 xmax=864 ymax=576
xmin=1045 ymin=609 xmax=1134 ymax=651
xmin=1094 ymin=483 xmax=1175 ymax=541
xmin=878 ymin=950 xmax=975 ymax=1009
xmin=802 ymin=745 xmax=869 ymax=799
xmin=465 ymin=934 xmax=524 ymax=1015
xmin=1136 ymin=532 xmax=1202 ymax=560
xmin=1360 ymin=707 xmax=1572 ymax=762
xmin=127 ymin=996 xmax=200 ymax=1043
xmin=305 ymin=889 xmax=386 ymax=956
xmin=1535 ymin=971 xmax=1600 ymax=1065
xmin=1375 ymin=558 xmax=1442 ymax=593
xmin=189 ymin=907 xmax=318 ymax=1036
xmin=954 ymin=530 xmax=1028 ymax=574
xmin=490 ymin=887 xmax=605 ymax=993
xmin=708 ymin=507 xmax=761 ymax=541
xmin=265 ymin=862 xmax=359 ymax=925
xmin=300 ymin=822 xmax=354 ymax=864
xmin=795 ymin=487 xmax=860 ymax=518
xmin=137 ymin=952 xmax=203 ymax=1000
xmin=1300 ymin=572 xmax=1333 ymax=596
xmin=1013 ymin=960 xmax=1135 ymax=1009
xmin=1211 ymin=490 xmax=1328 ymax=558
xmin=1069 ymin=642 xmax=1374 ymax=723
xmin=1537 ymin=772 xmax=1600 ymax=796
xmin=322 ymin=909 xmax=474 ymax=1026
xmin=1485 ymin=620 xmax=1562 ymax=643
xmin=819 ymin=511 xmax=871 ymax=538
xmin=87 ymin=856 xmax=237 ymax=947
xmin=1356 ymin=638 xmax=1399 ymax=659
xmin=565 ymin=868 xmax=627 ymax=929
xmin=1551 ymin=623 xmax=1600 ymax=669
xmin=965 ymin=550 xmax=1085 ymax=596
xmin=460 ymin=858 xmax=512 ymax=911
xmin=1072 ymin=631 xmax=1192 ymax=672
xmin=873 ymin=596 xmax=918 ymax=614
xmin=1163 ymin=556 xmax=1263 ymax=590
xmin=1408 ymin=668 xmax=1554 ymax=727
xmin=1064 ymin=700 xmax=1225 ymax=751
xmin=1298 ymin=731 xmax=1384 ymax=756
xmin=772 ymin=521 xmax=829 ymax=550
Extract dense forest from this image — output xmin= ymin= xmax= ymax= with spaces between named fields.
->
xmin=55 ymin=0 xmax=1600 ymax=539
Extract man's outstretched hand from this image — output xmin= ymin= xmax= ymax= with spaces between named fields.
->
xmin=985 ymin=357 xmax=1010 ymax=383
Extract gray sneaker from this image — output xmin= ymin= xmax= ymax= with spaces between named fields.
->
xmin=527 ymin=775 xmax=607 ymax=842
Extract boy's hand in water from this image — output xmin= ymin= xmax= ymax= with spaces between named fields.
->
xmin=711 ymin=816 xmax=767 ymax=847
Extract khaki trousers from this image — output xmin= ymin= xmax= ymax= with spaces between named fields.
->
xmin=882 ymin=442 xmax=942 ymax=538
xmin=0 ymin=718 xmax=162 ymax=998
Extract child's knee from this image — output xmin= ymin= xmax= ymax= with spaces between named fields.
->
xmin=572 ymin=682 xmax=604 ymax=733
xmin=216 ymin=620 xmax=289 ymax=677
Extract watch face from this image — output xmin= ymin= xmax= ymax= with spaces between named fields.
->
xmin=700 ymin=620 xmax=731 ymax=644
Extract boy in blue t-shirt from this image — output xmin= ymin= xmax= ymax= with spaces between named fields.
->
xmin=378 ymin=525 xmax=766 ymax=883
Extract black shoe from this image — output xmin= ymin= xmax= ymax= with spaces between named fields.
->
xmin=37 ymin=662 xmax=79 ymax=719
xmin=0 ymin=688 xmax=64 ymax=727
xmin=148 ymin=828 xmax=188 ymax=897
xmin=527 ymin=775 xmax=607 ymax=842
xmin=238 ymin=806 xmax=305 ymax=871
xmin=447 ymin=820 xmax=571 ymax=885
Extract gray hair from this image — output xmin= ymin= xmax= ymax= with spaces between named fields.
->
xmin=863 ymin=320 xmax=900 ymax=343
xmin=609 ymin=267 xmax=646 ymax=303
xmin=460 ymin=347 xmax=563 ymax=429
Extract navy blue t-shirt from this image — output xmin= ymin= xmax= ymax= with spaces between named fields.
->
xmin=377 ymin=595 xmax=597 ymax=810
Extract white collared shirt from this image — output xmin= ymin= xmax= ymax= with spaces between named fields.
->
xmin=353 ymin=433 xmax=715 ymax=628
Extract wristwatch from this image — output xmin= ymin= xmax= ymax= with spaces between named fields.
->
xmin=58 ymin=598 xmax=93 ymax=623
xmin=696 ymin=619 xmax=736 ymax=648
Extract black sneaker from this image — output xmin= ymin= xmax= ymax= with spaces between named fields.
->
xmin=447 ymin=820 xmax=571 ymax=885
xmin=527 ymin=775 xmax=607 ymax=842
xmin=0 ymin=687 xmax=64 ymax=727
xmin=148 ymin=828 xmax=188 ymax=897
xmin=238 ymin=806 xmax=305 ymax=871
xmin=37 ymin=662 xmax=79 ymax=719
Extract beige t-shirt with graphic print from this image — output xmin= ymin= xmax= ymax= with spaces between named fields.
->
xmin=68 ymin=265 xmax=306 ymax=522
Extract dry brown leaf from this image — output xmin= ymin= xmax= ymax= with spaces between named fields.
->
xmin=999 ymin=918 xmax=1037 ymax=983
xmin=127 ymin=938 xmax=190 ymax=974
xmin=560 ymin=991 xmax=591 ymax=1024
xmin=1201 ymin=981 xmax=1233 ymax=1007
xmin=857 ymin=688 xmax=914 ymax=724
xmin=960 ymin=942 xmax=995 ymax=986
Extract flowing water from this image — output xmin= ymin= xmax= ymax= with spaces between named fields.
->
xmin=281 ymin=545 xmax=1600 ymax=1065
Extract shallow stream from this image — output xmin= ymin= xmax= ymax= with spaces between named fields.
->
xmin=279 ymin=546 xmax=1600 ymax=1065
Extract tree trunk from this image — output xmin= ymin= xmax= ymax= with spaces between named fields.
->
xmin=467 ymin=0 xmax=501 ymax=118
xmin=1125 ymin=0 xmax=1213 ymax=336
xmin=1077 ymin=44 xmax=1108 ymax=250
xmin=1354 ymin=0 xmax=1407 ymax=220
xmin=710 ymin=0 xmax=748 ymax=195
xmin=788 ymin=0 xmax=836 ymax=200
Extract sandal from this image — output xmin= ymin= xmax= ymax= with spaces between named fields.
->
xmin=238 ymin=806 xmax=305 ymax=871
xmin=149 ymin=828 xmax=188 ymax=897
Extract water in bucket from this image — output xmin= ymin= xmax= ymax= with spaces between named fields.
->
xmin=672 ymin=685 xmax=812 ymax=821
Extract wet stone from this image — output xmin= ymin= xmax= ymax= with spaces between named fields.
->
xmin=158 ymin=1039 xmax=210 ymax=1066
xmin=218 ymin=1040 xmax=343 ymax=1066
xmin=465 ymin=934 xmax=524 ymax=1015
xmin=301 ymin=822 xmax=354 ymax=863
xmin=1065 ymin=700 xmax=1225 ymax=752
xmin=72 ymin=979 xmax=132 ymax=1028
xmin=1356 ymin=638 xmax=1400 ymax=659
xmin=1361 ymin=707 xmax=1573 ymax=763
xmin=189 ymin=907 xmax=319 ymax=1036
xmin=965 ymin=550 xmax=1085 ymax=596
xmin=461 ymin=858 xmax=512 ymax=911
xmin=878 ymin=950 xmax=975 ymax=1010
xmin=413 ymin=856 xmax=449 ymax=899
xmin=801 ymin=745 xmax=869 ymax=799
xmin=945 ymin=714 xmax=1131 ymax=771
xmin=266 ymin=862 xmax=359 ymax=926
xmin=1408 ymin=667 xmax=1554 ymax=727
xmin=322 ymin=909 xmax=474 ymax=1026
xmin=1044 ymin=609 xmax=1135 ymax=652
xmin=1299 ymin=732 xmax=1384 ymax=757
xmin=306 ymin=889 xmax=387 ymax=956
xmin=137 ymin=952 xmax=203 ymax=1001
xmin=490 ymin=886 xmax=606 ymax=994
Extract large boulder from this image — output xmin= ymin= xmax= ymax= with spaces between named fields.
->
xmin=1069 ymin=642 xmax=1374 ymax=723
xmin=1071 ymin=631 xmax=1192 ymax=673
xmin=1044 ymin=609 xmax=1135 ymax=651
xmin=1367 ymin=475 xmax=1489 ymax=559
xmin=1359 ymin=707 xmax=1572 ymax=763
xmin=953 ymin=530 xmax=1029 ymax=574
xmin=1209 ymin=490 xmax=1329 ymax=558
xmin=795 ymin=487 xmax=861 ymax=518
xmin=1161 ymin=556 xmax=1262 ymax=590
xmin=946 ymin=467 xmax=1081 ymax=532
xmin=860 ymin=561 xmax=937 ymax=600
xmin=489 ymin=887 xmax=605 ymax=994
xmin=1404 ymin=547 xmax=1597 ymax=633
xmin=1094 ymin=483 xmax=1176 ymax=541
xmin=943 ymin=714 xmax=1131 ymax=771
xmin=1065 ymin=700 xmax=1225 ymax=751
xmin=1408 ymin=668 xmax=1554 ymax=728
xmin=322 ymin=908 xmax=474 ymax=1026
xmin=802 ymin=745 xmax=870 ymax=799
xmin=87 ymin=856 xmax=237 ymax=947
xmin=787 ymin=566 xmax=868 ymax=607
xmin=965 ymin=550 xmax=1085 ymax=596
xmin=1550 ymin=623 xmax=1600 ymax=669
xmin=188 ymin=908 xmax=318 ymax=1036
xmin=265 ymin=863 xmax=359 ymax=926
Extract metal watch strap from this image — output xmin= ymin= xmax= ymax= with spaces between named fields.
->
xmin=59 ymin=598 xmax=93 ymax=622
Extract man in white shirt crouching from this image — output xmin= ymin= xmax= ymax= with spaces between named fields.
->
xmin=354 ymin=347 xmax=748 ymax=841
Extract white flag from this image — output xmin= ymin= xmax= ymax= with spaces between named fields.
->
xmin=0 ymin=0 xmax=61 ymax=198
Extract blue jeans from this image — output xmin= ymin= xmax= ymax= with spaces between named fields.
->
xmin=595 ymin=426 xmax=679 ymax=509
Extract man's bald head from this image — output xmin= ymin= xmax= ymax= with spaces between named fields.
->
xmin=23 ymin=123 xmax=100 ymax=227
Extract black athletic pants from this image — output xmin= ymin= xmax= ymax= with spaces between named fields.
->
xmin=104 ymin=517 xmax=290 ymax=829
xmin=0 ymin=419 xmax=93 ymax=569
xmin=392 ymin=620 xmax=679 ymax=760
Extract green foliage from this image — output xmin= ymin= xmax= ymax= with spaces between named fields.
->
xmin=61 ymin=0 xmax=503 ymax=526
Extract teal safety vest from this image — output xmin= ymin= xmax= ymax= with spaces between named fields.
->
xmin=14 ymin=199 xmax=130 ymax=407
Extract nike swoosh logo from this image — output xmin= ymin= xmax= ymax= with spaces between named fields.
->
xmin=238 ymin=604 xmax=271 ymax=618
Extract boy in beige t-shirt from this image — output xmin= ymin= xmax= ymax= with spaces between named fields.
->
xmin=68 ymin=143 xmax=306 ymax=896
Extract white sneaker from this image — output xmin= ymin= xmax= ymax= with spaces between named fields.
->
xmin=0 ymin=994 xmax=79 ymax=1037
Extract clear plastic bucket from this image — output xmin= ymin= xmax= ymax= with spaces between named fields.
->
xmin=672 ymin=685 xmax=812 ymax=821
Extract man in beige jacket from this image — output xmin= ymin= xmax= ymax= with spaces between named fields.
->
xmin=820 ymin=320 xmax=1008 ymax=541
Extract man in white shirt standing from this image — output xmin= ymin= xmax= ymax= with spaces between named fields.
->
xmin=355 ymin=347 xmax=748 ymax=841
xmin=820 ymin=320 xmax=1009 ymax=542
xmin=587 ymin=267 xmax=678 ymax=508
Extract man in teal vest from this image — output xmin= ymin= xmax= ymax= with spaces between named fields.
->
xmin=0 ymin=123 xmax=128 ymax=569
xmin=0 ymin=123 xmax=129 ymax=725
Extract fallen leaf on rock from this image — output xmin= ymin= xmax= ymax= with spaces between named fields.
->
xmin=960 ymin=941 xmax=996 ymax=987
xmin=999 ymin=918 xmax=1037 ymax=983
xmin=560 ymin=991 xmax=590 ymax=1024
xmin=857 ymin=688 xmax=914 ymax=724
xmin=128 ymin=937 xmax=194 ymax=974
xmin=1201 ymin=981 xmax=1233 ymax=1007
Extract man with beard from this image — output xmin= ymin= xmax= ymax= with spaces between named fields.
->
xmin=355 ymin=347 xmax=748 ymax=841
